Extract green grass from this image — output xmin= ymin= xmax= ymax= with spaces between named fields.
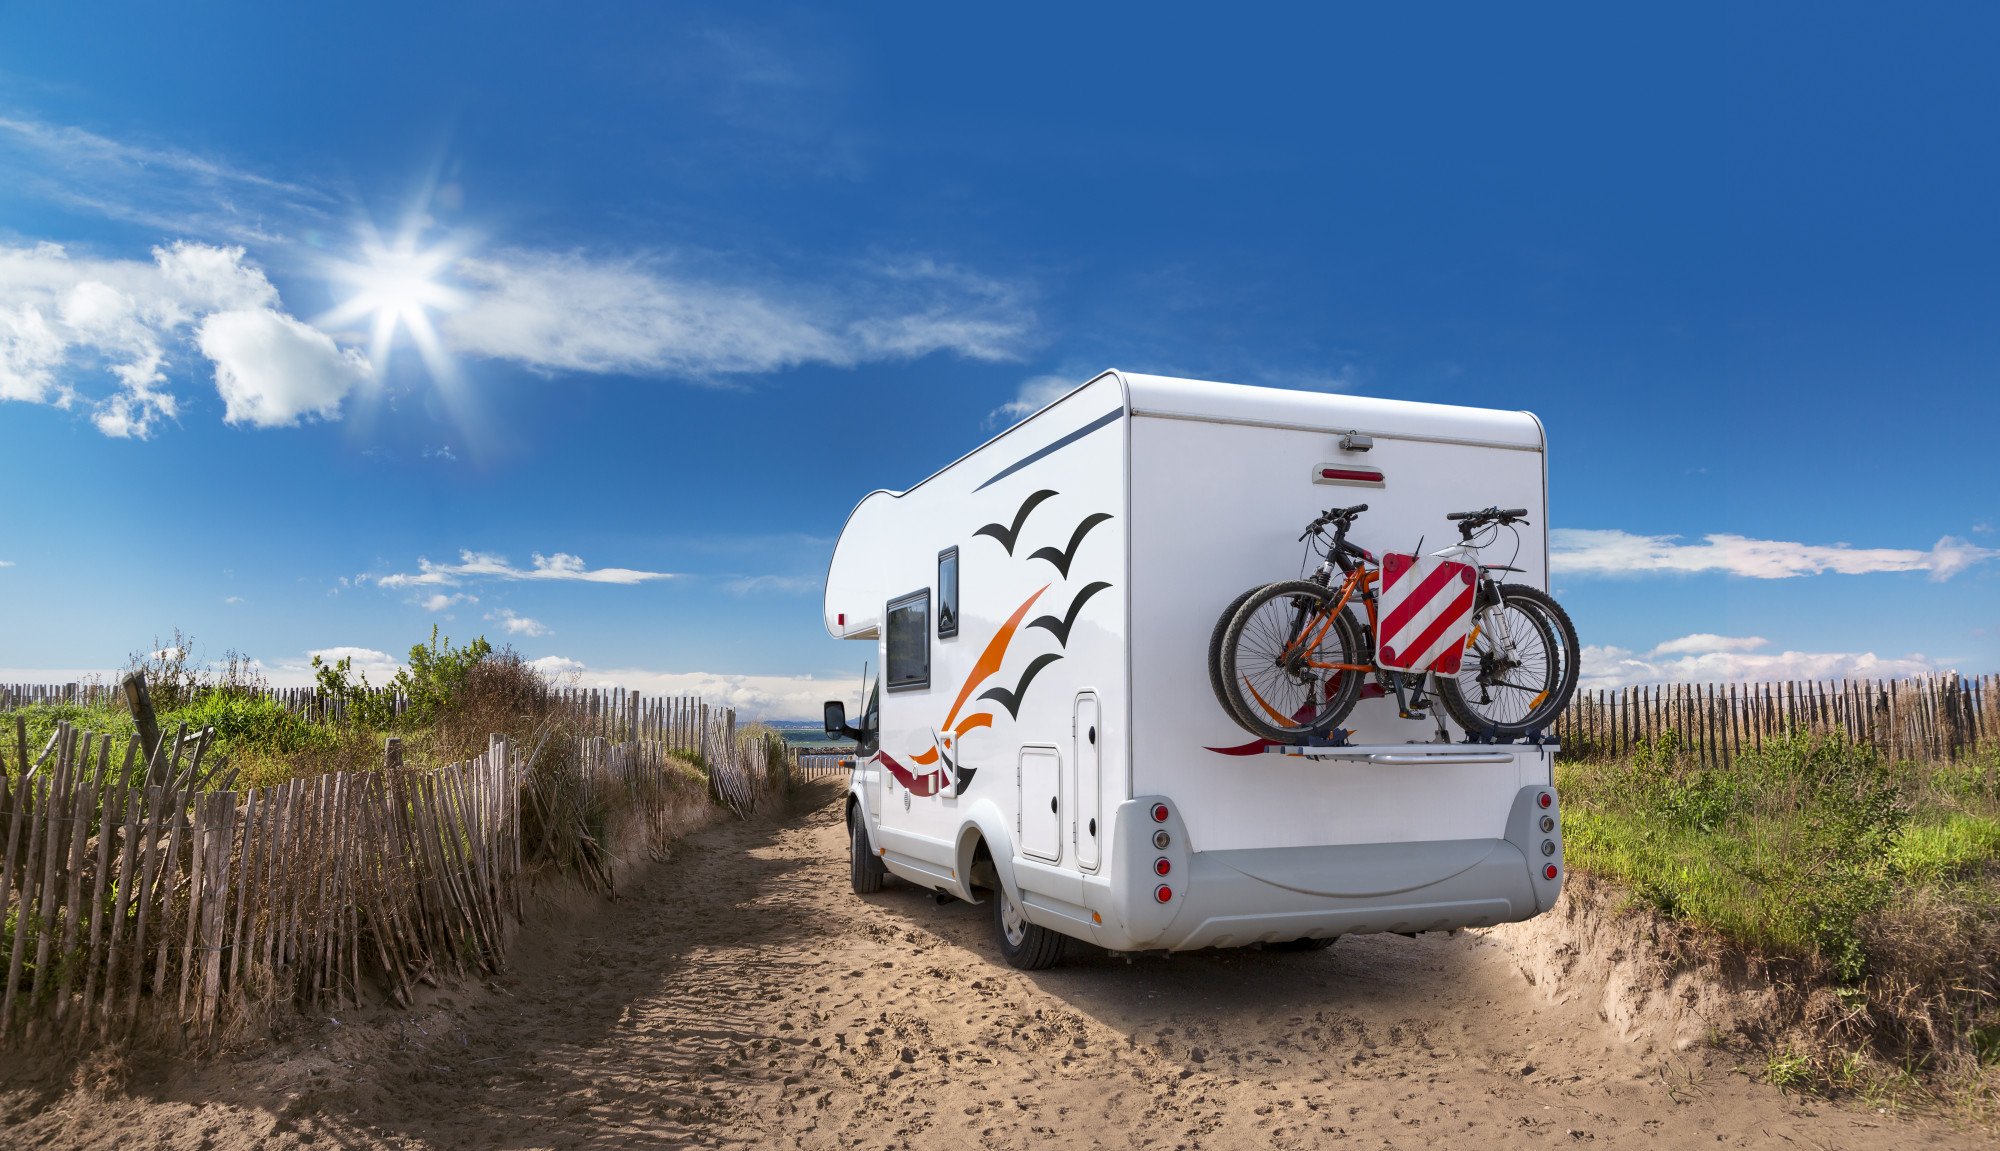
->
xmin=4 ymin=691 xmax=380 ymax=789
xmin=1560 ymin=728 xmax=2000 ymax=980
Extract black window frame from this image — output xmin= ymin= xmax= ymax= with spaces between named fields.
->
xmin=937 ymin=547 xmax=960 ymax=638
xmin=883 ymin=588 xmax=931 ymax=692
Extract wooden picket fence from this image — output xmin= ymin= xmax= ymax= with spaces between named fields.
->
xmin=0 ymin=697 xmax=784 ymax=1050
xmin=794 ymin=753 xmax=854 ymax=780
xmin=1549 ymin=673 xmax=1996 ymax=767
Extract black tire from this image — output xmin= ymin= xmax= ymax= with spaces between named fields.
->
xmin=1219 ymin=580 xmax=1367 ymax=743
xmin=1437 ymin=584 xmax=1574 ymax=738
xmin=1503 ymin=585 xmax=1581 ymax=723
xmin=1208 ymin=583 xmax=1271 ymax=729
xmin=993 ymin=879 xmax=1064 ymax=969
xmin=850 ymin=812 xmax=887 ymax=895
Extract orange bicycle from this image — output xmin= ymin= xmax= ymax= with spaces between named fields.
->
xmin=1208 ymin=504 xmax=1576 ymax=743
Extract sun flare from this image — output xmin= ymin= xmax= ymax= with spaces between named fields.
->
xmin=319 ymin=232 xmax=466 ymax=378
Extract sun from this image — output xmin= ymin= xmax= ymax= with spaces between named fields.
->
xmin=319 ymin=229 xmax=467 ymax=379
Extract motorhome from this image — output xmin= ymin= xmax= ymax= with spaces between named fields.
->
xmin=821 ymin=371 xmax=1563 ymax=968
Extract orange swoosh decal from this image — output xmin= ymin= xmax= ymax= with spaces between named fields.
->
xmin=911 ymin=747 xmax=940 ymax=765
xmin=942 ymin=585 xmax=1050 ymax=731
xmin=953 ymin=713 xmax=994 ymax=736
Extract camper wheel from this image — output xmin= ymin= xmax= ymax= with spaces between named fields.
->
xmin=850 ymin=813 xmax=887 ymax=894
xmin=993 ymin=879 xmax=1065 ymax=970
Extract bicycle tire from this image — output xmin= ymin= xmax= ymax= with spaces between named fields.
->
xmin=1500 ymin=585 xmax=1581 ymax=723
xmin=1219 ymin=580 xmax=1367 ymax=743
xmin=1437 ymin=584 xmax=1571 ymax=738
xmin=1208 ymin=583 xmax=1272 ymax=730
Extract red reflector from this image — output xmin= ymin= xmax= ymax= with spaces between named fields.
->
xmin=1154 ymin=857 xmax=1171 ymax=876
xmin=1543 ymin=864 xmax=1559 ymax=880
xmin=1320 ymin=468 xmax=1383 ymax=483
xmin=1538 ymin=792 xmax=1553 ymax=809
xmin=1151 ymin=803 xmax=1169 ymax=823
xmin=1154 ymin=884 xmax=1173 ymax=902
xmin=837 ymin=613 xmax=845 ymax=626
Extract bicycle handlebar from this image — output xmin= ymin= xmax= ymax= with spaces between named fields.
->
xmin=1300 ymin=503 xmax=1369 ymax=540
xmin=1445 ymin=507 xmax=1528 ymax=522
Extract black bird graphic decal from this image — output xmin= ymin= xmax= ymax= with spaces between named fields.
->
xmin=978 ymin=653 xmax=1062 ymax=720
xmin=973 ymin=489 xmax=1058 ymax=556
xmin=1027 ymin=581 xmax=1111 ymax=648
xmin=1028 ymin=513 xmax=1113 ymax=579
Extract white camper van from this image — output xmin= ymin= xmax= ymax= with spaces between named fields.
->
xmin=822 ymin=371 xmax=1563 ymax=969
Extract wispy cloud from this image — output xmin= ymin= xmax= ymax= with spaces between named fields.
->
xmin=0 ymin=116 xmax=336 ymax=244
xmin=720 ymin=574 xmax=820 ymax=595
xmin=1647 ymin=633 xmax=1769 ymax=656
xmin=377 ymin=550 xmax=672 ymax=588
xmin=486 ymin=608 xmax=549 ymax=637
xmin=441 ymin=249 xmax=1032 ymax=380
xmin=0 ymin=560 xmax=13 ymax=567
xmin=1580 ymin=633 xmax=1941 ymax=690
xmin=1552 ymin=529 xmax=1995 ymax=582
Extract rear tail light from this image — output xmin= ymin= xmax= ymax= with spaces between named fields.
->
xmin=1152 ymin=830 xmax=1171 ymax=849
xmin=1154 ymin=857 xmax=1171 ymax=876
xmin=1543 ymin=864 xmax=1559 ymax=881
xmin=1151 ymin=803 xmax=1170 ymax=823
xmin=1154 ymin=884 xmax=1173 ymax=903
xmin=1538 ymin=792 xmax=1553 ymax=809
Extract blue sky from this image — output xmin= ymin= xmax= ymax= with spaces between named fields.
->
xmin=1 ymin=3 xmax=1995 ymax=716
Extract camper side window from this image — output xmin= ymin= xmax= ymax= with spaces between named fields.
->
xmin=937 ymin=547 xmax=959 ymax=638
xmin=884 ymin=589 xmax=930 ymax=691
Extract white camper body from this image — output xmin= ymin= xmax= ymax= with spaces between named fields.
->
xmin=824 ymin=371 xmax=1563 ymax=954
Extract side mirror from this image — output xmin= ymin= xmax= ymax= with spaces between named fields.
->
xmin=823 ymin=700 xmax=847 ymax=736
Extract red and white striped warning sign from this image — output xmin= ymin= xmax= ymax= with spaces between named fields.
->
xmin=1375 ymin=553 xmax=1477 ymax=674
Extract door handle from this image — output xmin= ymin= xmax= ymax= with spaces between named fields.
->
xmin=1051 ymin=797 xmax=1058 ymax=813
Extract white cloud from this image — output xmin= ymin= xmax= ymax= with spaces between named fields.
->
xmin=1551 ymin=528 xmax=1995 ymax=582
xmin=440 ymin=248 xmax=1031 ymax=379
xmin=528 ymin=655 xmax=586 ymax=681
xmin=991 ymin=371 xmax=1078 ymax=425
xmin=198 ymin=308 xmax=369 ymax=427
xmin=0 ymin=560 xmax=12 ymax=567
xmin=519 ymin=661 xmax=863 ymax=721
xmin=306 ymin=646 xmax=403 ymax=679
xmin=378 ymin=550 xmax=672 ymax=588
xmin=486 ymin=608 xmax=550 ymax=637
xmin=0 ymin=240 xmax=351 ymax=437
xmin=1579 ymin=641 xmax=1940 ymax=691
xmin=1647 ymin=633 xmax=1770 ymax=656
xmin=223 ymin=595 xmax=243 ymax=604
xmin=420 ymin=592 xmax=477 ymax=613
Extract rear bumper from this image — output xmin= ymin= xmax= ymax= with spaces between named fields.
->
xmin=1084 ymin=786 xmax=1562 ymax=952
xmin=1156 ymin=838 xmax=1536 ymax=949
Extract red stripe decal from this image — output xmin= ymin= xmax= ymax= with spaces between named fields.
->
xmin=1378 ymin=560 xmax=1461 ymax=640
xmin=1399 ymin=583 xmax=1476 ymax=668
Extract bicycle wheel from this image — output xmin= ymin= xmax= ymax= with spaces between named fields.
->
xmin=1208 ymin=583 xmax=1271 ymax=730
xmin=1501 ymin=585 xmax=1581 ymax=723
xmin=1219 ymin=580 xmax=1367 ymax=743
xmin=1437 ymin=586 xmax=1564 ymax=738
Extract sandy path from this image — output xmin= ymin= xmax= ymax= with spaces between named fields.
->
xmin=0 ymin=780 xmax=1983 ymax=1149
